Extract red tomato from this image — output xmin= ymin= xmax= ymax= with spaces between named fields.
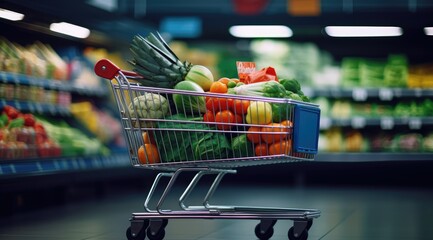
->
xmin=206 ymin=97 xmax=233 ymax=112
xmin=231 ymin=99 xmax=250 ymax=115
xmin=214 ymin=110 xmax=236 ymax=130
xmin=203 ymin=110 xmax=215 ymax=122
xmin=234 ymin=114 xmax=243 ymax=124
xmin=247 ymin=126 xmax=262 ymax=144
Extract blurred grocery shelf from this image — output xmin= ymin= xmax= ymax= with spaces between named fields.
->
xmin=306 ymin=87 xmax=433 ymax=100
xmin=0 ymin=71 xmax=109 ymax=97
xmin=315 ymin=152 xmax=433 ymax=162
xmin=0 ymin=148 xmax=129 ymax=178
xmin=320 ymin=116 xmax=433 ymax=130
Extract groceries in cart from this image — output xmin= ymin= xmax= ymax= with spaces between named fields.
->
xmin=95 ymin=32 xmax=320 ymax=168
xmin=94 ymin=32 xmax=321 ymax=240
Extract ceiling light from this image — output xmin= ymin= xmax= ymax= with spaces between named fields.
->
xmin=49 ymin=22 xmax=90 ymax=39
xmin=324 ymin=26 xmax=403 ymax=37
xmin=0 ymin=8 xmax=24 ymax=21
xmin=229 ymin=25 xmax=293 ymax=38
xmin=424 ymin=27 xmax=433 ymax=36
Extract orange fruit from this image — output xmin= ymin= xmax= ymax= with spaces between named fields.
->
xmin=138 ymin=144 xmax=160 ymax=164
xmin=247 ymin=126 xmax=262 ymax=143
xmin=261 ymin=123 xmax=290 ymax=144
xmin=210 ymin=81 xmax=228 ymax=93
xmin=217 ymin=77 xmax=230 ymax=86
xmin=280 ymin=120 xmax=293 ymax=127
xmin=255 ymin=143 xmax=269 ymax=156
xmin=269 ymin=140 xmax=292 ymax=155
xmin=142 ymin=132 xmax=154 ymax=144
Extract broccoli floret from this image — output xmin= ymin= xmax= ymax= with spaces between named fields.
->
xmin=280 ymin=78 xmax=301 ymax=94
xmin=287 ymin=93 xmax=303 ymax=101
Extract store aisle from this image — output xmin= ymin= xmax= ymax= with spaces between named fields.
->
xmin=1 ymin=182 xmax=433 ymax=240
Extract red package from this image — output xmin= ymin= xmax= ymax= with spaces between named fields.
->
xmin=245 ymin=66 xmax=278 ymax=84
xmin=236 ymin=61 xmax=256 ymax=83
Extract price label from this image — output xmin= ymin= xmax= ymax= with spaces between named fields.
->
xmin=28 ymin=102 xmax=35 ymax=112
xmin=13 ymin=74 xmax=20 ymax=85
xmin=414 ymin=88 xmax=422 ymax=97
xmin=379 ymin=88 xmax=393 ymax=101
xmin=49 ymin=105 xmax=56 ymax=115
xmin=381 ymin=117 xmax=394 ymax=130
xmin=35 ymin=103 xmax=43 ymax=114
xmin=351 ymin=117 xmax=366 ymax=129
xmin=352 ymin=88 xmax=368 ymax=101
xmin=14 ymin=100 xmax=21 ymax=110
xmin=409 ymin=118 xmax=422 ymax=130
xmin=0 ymin=72 xmax=7 ymax=83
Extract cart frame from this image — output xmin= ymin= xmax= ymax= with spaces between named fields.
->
xmin=95 ymin=59 xmax=321 ymax=240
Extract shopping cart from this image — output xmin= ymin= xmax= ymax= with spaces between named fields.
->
xmin=95 ymin=59 xmax=321 ymax=240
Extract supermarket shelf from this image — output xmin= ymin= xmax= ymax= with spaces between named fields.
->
xmin=0 ymin=99 xmax=70 ymax=116
xmin=320 ymin=116 xmax=433 ymax=130
xmin=307 ymin=87 xmax=433 ymax=101
xmin=315 ymin=152 xmax=433 ymax=162
xmin=0 ymin=71 xmax=108 ymax=97
xmin=0 ymin=151 xmax=130 ymax=178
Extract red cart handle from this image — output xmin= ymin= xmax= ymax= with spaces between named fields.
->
xmin=94 ymin=59 xmax=120 ymax=79
xmin=94 ymin=59 xmax=141 ymax=80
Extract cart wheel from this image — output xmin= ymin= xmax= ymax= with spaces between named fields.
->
xmin=126 ymin=227 xmax=146 ymax=240
xmin=147 ymin=227 xmax=165 ymax=240
xmin=288 ymin=226 xmax=308 ymax=240
xmin=254 ymin=223 xmax=274 ymax=240
xmin=306 ymin=220 xmax=313 ymax=230
xmin=161 ymin=219 xmax=168 ymax=228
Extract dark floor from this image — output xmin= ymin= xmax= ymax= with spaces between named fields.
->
xmin=1 ymin=174 xmax=433 ymax=240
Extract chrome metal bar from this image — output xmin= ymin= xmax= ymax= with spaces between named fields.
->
xmin=144 ymin=172 xmax=174 ymax=212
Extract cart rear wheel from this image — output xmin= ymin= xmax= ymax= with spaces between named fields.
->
xmin=147 ymin=227 xmax=165 ymax=240
xmin=254 ymin=223 xmax=274 ymax=240
xmin=126 ymin=227 xmax=146 ymax=240
xmin=288 ymin=226 xmax=308 ymax=240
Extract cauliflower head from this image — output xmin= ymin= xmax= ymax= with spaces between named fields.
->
xmin=129 ymin=93 xmax=169 ymax=119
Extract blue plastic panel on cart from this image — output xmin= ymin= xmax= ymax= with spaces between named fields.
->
xmin=293 ymin=104 xmax=321 ymax=154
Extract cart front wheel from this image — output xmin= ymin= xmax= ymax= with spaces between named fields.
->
xmin=254 ymin=223 xmax=275 ymax=240
xmin=126 ymin=227 xmax=146 ymax=240
xmin=288 ymin=226 xmax=308 ymax=240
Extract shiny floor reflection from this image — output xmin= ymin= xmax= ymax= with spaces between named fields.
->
xmin=1 ymin=183 xmax=433 ymax=240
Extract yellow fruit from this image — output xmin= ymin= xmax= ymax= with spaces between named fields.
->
xmin=245 ymin=101 xmax=272 ymax=125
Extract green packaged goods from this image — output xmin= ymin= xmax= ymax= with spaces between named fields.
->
xmin=154 ymin=114 xmax=231 ymax=162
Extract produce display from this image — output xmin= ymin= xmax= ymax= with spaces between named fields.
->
xmin=0 ymin=37 xmax=68 ymax=80
xmin=408 ymin=63 xmax=433 ymax=88
xmin=126 ymin=33 xmax=313 ymax=164
xmin=315 ymin=97 xmax=433 ymax=118
xmin=0 ymin=105 xmax=61 ymax=159
xmin=70 ymin=102 xmax=123 ymax=145
xmin=320 ymin=128 xmax=433 ymax=153
xmin=341 ymin=55 xmax=408 ymax=88
xmin=0 ymin=36 xmax=126 ymax=163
